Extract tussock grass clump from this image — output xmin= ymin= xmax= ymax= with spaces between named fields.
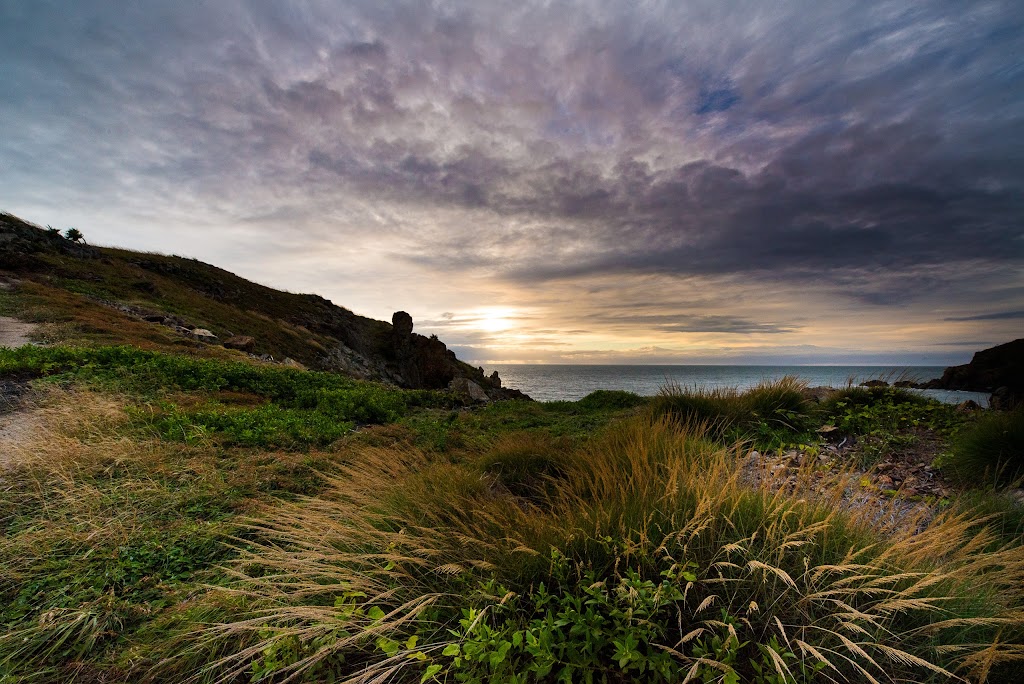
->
xmin=945 ymin=407 xmax=1024 ymax=487
xmin=649 ymin=377 xmax=811 ymax=448
xmin=475 ymin=432 xmax=575 ymax=500
xmin=189 ymin=417 xmax=1024 ymax=683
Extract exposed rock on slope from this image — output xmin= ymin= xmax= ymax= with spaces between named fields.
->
xmin=0 ymin=212 xmax=527 ymax=401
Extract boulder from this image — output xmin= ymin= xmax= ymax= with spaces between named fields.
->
xmin=448 ymin=377 xmax=490 ymax=403
xmin=956 ymin=399 xmax=982 ymax=412
xmin=392 ymin=311 xmax=414 ymax=336
xmin=801 ymin=386 xmax=835 ymax=403
xmin=281 ymin=357 xmax=306 ymax=369
xmin=223 ymin=335 xmax=256 ymax=352
xmin=860 ymin=380 xmax=888 ymax=388
xmin=189 ymin=328 xmax=218 ymax=342
xmin=990 ymin=386 xmax=1022 ymax=411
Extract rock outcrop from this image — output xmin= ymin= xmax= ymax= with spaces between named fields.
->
xmin=924 ymin=339 xmax=1023 ymax=409
xmin=392 ymin=311 xmax=414 ymax=336
xmin=449 ymin=377 xmax=490 ymax=403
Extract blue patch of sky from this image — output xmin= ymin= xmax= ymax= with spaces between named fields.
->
xmin=695 ymin=86 xmax=740 ymax=114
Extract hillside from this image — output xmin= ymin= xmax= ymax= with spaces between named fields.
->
xmin=0 ymin=212 xmax=523 ymax=400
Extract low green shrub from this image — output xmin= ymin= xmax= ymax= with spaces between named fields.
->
xmin=819 ymin=386 xmax=967 ymax=466
xmin=1 ymin=345 xmax=452 ymax=449
xmin=0 ymin=345 xmax=448 ymax=413
xmin=136 ymin=403 xmax=355 ymax=448
xmin=576 ymin=389 xmax=649 ymax=411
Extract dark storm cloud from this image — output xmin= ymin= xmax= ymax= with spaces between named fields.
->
xmin=1 ymin=0 xmax=1022 ymax=326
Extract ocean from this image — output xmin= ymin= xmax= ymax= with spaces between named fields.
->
xmin=485 ymin=364 xmax=990 ymax=406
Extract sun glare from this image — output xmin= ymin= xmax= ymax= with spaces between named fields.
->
xmin=472 ymin=306 xmax=518 ymax=333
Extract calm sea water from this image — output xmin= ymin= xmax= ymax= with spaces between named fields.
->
xmin=486 ymin=365 xmax=989 ymax=406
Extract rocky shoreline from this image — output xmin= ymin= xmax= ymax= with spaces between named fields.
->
xmin=851 ymin=339 xmax=1023 ymax=410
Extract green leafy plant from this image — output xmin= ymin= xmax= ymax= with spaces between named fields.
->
xmin=820 ymin=386 xmax=965 ymax=466
xmin=430 ymin=551 xmax=692 ymax=683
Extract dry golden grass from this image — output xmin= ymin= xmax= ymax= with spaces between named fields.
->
xmin=1 ymin=389 xmax=179 ymax=580
xmin=0 ymin=387 xmax=348 ymax=682
xmin=190 ymin=417 xmax=1024 ymax=683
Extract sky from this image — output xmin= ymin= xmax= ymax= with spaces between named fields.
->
xmin=2 ymin=1 xmax=1022 ymax=365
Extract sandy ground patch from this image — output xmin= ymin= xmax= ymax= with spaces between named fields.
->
xmin=0 ymin=409 xmax=33 ymax=470
xmin=0 ymin=379 xmax=34 ymax=470
xmin=0 ymin=315 xmax=37 ymax=348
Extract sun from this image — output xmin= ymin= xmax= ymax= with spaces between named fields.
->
xmin=473 ymin=307 xmax=518 ymax=333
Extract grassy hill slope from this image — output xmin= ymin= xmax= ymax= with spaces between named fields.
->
xmin=0 ymin=212 xmax=517 ymax=399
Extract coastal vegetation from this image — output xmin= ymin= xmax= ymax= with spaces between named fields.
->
xmin=3 ymin=213 xmax=1022 ymax=682
xmin=944 ymin=407 xmax=1024 ymax=487
xmin=2 ymin=346 xmax=1023 ymax=683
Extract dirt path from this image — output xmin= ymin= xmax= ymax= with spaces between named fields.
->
xmin=0 ymin=378 xmax=33 ymax=470
xmin=0 ymin=409 xmax=31 ymax=470
xmin=0 ymin=315 xmax=37 ymax=348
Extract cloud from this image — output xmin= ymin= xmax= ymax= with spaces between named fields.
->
xmin=944 ymin=310 xmax=1024 ymax=322
xmin=1 ymin=1 xmax=1022 ymax=362
xmin=573 ymin=313 xmax=795 ymax=335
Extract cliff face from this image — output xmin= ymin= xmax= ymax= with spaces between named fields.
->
xmin=0 ymin=212 xmax=527 ymax=400
xmin=927 ymin=339 xmax=1024 ymax=409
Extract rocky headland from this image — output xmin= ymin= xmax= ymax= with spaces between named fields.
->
xmin=920 ymin=339 xmax=1023 ymax=409
xmin=0 ymin=212 xmax=526 ymax=402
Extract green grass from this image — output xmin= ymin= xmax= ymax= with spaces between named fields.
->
xmin=0 ymin=388 xmax=351 ymax=682
xmin=943 ymin=407 xmax=1024 ymax=487
xmin=0 ymin=351 xmax=645 ymax=682
xmin=0 ymin=345 xmax=451 ymax=449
